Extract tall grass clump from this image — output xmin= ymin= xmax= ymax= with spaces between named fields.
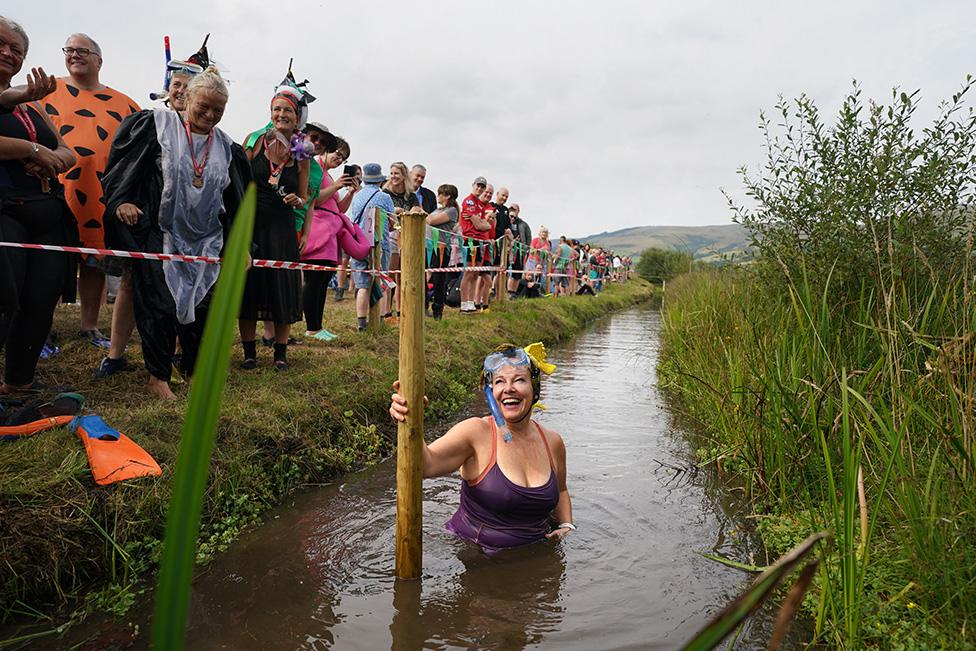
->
xmin=660 ymin=79 xmax=976 ymax=648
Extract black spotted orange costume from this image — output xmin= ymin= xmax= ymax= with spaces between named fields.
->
xmin=44 ymin=79 xmax=140 ymax=252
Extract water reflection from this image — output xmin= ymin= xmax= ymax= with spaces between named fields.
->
xmin=390 ymin=546 xmax=565 ymax=650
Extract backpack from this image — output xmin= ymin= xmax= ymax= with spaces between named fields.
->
xmin=445 ymin=275 xmax=462 ymax=308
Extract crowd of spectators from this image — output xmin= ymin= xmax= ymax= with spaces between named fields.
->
xmin=0 ymin=18 xmax=631 ymax=398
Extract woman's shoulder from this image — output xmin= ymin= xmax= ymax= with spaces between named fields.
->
xmin=535 ymin=421 xmax=565 ymax=449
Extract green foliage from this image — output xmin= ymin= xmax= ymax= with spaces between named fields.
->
xmin=153 ymin=184 xmax=256 ymax=649
xmin=636 ymin=247 xmax=693 ymax=283
xmin=728 ymin=78 xmax=976 ymax=302
xmin=661 ymin=269 xmax=976 ymax=649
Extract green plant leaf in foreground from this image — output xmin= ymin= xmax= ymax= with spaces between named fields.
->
xmin=681 ymin=531 xmax=830 ymax=651
xmin=151 ymin=184 xmax=256 ymax=650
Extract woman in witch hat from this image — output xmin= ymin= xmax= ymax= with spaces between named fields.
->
xmin=237 ymin=63 xmax=314 ymax=370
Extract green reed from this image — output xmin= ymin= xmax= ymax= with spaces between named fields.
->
xmin=151 ymin=186 xmax=255 ymax=650
xmin=660 ymin=268 xmax=976 ymax=648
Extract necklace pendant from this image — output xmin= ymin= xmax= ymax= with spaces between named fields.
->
xmin=268 ymin=174 xmax=279 ymax=187
xmin=192 ymin=173 xmax=204 ymax=189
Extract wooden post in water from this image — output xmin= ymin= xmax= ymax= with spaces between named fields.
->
xmin=494 ymin=238 xmax=509 ymax=304
xmin=368 ymin=209 xmax=382 ymax=331
xmin=396 ymin=209 xmax=426 ymax=579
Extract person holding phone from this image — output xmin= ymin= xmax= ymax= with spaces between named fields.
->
xmin=299 ymin=135 xmax=368 ymax=341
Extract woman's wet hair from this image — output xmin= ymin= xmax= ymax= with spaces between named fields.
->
xmin=186 ymin=66 xmax=229 ymax=99
xmin=0 ymin=16 xmax=29 ymax=54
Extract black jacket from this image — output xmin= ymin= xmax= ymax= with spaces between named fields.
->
xmin=417 ymin=186 xmax=437 ymax=213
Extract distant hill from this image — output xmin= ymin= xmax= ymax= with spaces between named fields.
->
xmin=577 ymin=223 xmax=751 ymax=261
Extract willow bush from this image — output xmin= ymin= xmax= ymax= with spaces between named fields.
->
xmin=663 ymin=79 xmax=976 ymax=648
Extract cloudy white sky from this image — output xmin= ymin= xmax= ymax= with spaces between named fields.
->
xmin=7 ymin=1 xmax=976 ymax=238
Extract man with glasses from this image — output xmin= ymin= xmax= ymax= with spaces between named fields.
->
xmin=45 ymin=33 xmax=139 ymax=350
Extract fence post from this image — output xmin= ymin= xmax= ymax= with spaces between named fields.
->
xmin=395 ymin=209 xmax=426 ymax=580
xmin=368 ymin=215 xmax=382 ymax=331
xmin=494 ymin=238 xmax=509 ymax=304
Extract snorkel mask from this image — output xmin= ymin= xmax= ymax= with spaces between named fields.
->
xmin=481 ymin=343 xmax=556 ymax=442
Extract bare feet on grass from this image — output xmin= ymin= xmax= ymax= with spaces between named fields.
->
xmin=148 ymin=376 xmax=178 ymax=401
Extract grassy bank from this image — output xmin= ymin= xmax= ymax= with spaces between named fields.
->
xmin=0 ymin=279 xmax=653 ymax=626
xmin=659 ymin=269 xmax=975 ymax=649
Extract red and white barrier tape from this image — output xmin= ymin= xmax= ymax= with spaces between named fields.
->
xmin=0 ymin=241 xmax=605 ymax=278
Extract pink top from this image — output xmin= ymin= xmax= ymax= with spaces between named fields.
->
xmin=302 ymin=170 xmax=371 ymax=262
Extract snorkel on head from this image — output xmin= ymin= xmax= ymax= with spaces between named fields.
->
xmin=150 ymin=34 xmax=212 ymax=102
xmin=482 ymin=343 xmax=557 ymax=442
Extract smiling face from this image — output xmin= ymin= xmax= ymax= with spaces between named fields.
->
xmin=490 ymin=364 xmax=535 ymax=422
xmin=270 ymin=97 xmax=298 ymax=133
xmin=168 ymin=72 xmax=190 ymax=111
xmin=411 ymin=166 xmax=426 ymax=189
xmin=389 ymin=164 xmax=405 ymax=189
xmin=496 ymin=187 xmax=509 ymax=205
xmin=185 ymin=88 xmax=227 ymax=134
xmin=480 ymin=184 xmax=494 ymax=203
xmin=0 ymin=23 xmax=26 ymax=85
xmin=63 ymin=34 xmax=101 ymax=79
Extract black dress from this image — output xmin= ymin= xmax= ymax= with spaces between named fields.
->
xmin=238 ymin=143 xmax=303 ymax=323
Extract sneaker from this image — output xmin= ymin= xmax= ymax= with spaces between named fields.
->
xmin=313 ymin=329 xmax=339 ymax=341
xmin=273 ymin=359 xmax=289 ymax=371
xmin=261 ymin=336 xmax=274 ymax=347
xmin=39 ymin=342 xmax=62 ymax=360
xmin=94 ymin=356 xmax=128 ymax=379
xmin=334 ymin=287 xmax=345 ymax=301
xmin=240 ymin=358 xmax=257 ymax=370
xmin=79 ymin=329 xmax=111 ymax=349
xmin=384 ymin=316 xmax=400 ymax=326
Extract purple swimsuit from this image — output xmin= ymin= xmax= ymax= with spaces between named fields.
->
xmin=445 ymin=420 xmax=560 ymax=553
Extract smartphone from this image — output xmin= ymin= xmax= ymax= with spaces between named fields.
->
xmin=343 ymin=165 xmax=357 ymax=178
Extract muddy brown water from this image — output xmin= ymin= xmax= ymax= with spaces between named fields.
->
xmin=12 ymin=305 xmax=806 ymax=650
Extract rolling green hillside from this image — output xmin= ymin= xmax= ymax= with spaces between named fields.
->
xmin=578 ymin=223 xmax=750 ymax=261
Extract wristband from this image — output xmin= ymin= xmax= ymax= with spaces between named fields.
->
xmin=557 ymin=522 xmax=576 ymax=531
xmin=29 ymin=141 xmax=39 ymax=159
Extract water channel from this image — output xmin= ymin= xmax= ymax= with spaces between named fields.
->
xmin=20 ymin=305 xmax=804 ymax=649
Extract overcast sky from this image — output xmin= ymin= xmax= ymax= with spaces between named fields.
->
xmin=7 ymin=1 xmax=976 ymax=238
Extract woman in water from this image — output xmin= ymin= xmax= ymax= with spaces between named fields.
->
xmin=389 ymin=343 xmax=575 ymax=552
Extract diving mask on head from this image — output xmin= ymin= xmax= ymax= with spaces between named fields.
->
xmin=481 ymin=343 xmax=556 ymax=443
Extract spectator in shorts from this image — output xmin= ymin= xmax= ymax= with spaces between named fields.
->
xmin=348 ymin=163 xmax=395 ymax=331
xmin=476 ymin=183 xmax=497 ymax=310
xmin=458 ymin=176 xmax=491 ymax=314
xmin=46 ymin=33 xmax=140 ymax=348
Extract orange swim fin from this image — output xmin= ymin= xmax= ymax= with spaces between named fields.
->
xmin=0 ymin=415 xmax=76 ymax=441
xmin=68 ymin=415 xmax=162 ymax=486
